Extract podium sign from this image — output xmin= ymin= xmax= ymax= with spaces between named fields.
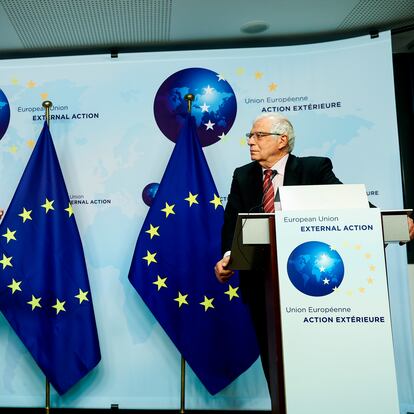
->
xmin=275 ymin=208 xmax=399 ymax=414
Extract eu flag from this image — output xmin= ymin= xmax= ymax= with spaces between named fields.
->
xmin=0 ymin=122 xmax=101 ymax=395
xmin=129 ymin=114 xmax=259 ymax=394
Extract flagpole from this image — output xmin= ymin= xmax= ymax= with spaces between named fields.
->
xmin=180 ymin=356 xmax=186 ymax=414
xmin=177 ymin=94 xmax=195 ymax=414
xmin=42 ymin=100 xmax=52 ymax=126
xmin=184 ymin=94 xmax=194 ymax=114
xmin=45 ymin=379 xmax=50 ymax=414
xmin=42 ymin=99 xmax=52 ymax=414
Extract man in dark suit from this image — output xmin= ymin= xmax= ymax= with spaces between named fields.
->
xmin=214 ymin=112 xmax=414 ymax=385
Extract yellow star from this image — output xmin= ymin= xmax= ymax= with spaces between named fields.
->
xmin=185 ymin=192 xmax=199 ymax=207
xmin=354 ymin=244 xmax=362 ymax=250
xmin=41 ymin=198 xmax=55 ymax=213
xmin=367 ymin=277 xmax=374 ymax=284
xmin=0 ymin=254 xmax=13 ymax=269
xmin=2 ymin=228 xmax=17 ymax=243
xmin=200 ymin=295 xmax=215 ymax=311
xmin=369 ymin=265 xmax=376 ymax=272
xmin=27 ymin=295 xmax=42 ymax=310
xmin=7 ymin=278 xmax=22 ymax=294
xmin=27 ymin=80 xmax=37 ymax=88
xmin=255 ymin=71 xmax=263 ymax=79
xmin=18 ymin=207 xmax=32 ymax=223
xmin=145 ymin=224 xmax=160 ymax=239
xmin=40 ymin=93 xmax=48 ymax=100
xmin=346 ymin=290 xmax=353 ymax=296
xmin=153 ymin=275 xmax=168 ymax=291
xmin=52 ymin=299 xmax=66 ymax=314
xmin=235 ymin=67 xmax=245 ymax=75
xmin=9 ymin=145 xmax=18 ymax=154
xmin=11 ymin=77 xmax=19 ymax=85
xmin=332 ymin=286 xmax=339 ymax=292
xmin=174 ymin=292 xmax=189 ymax=308
xmin=358 ymin=287 xmax=366 ymax=294
xmin=65 ymin=203 xmax=74 ymax=217
xmin=142 ymin=250 xmax=157 ymax=266
xmin=26 ymin=139 xmax=36 ymax=148
xmin=240 ymin=137 xmax=247 ymax=146
xmin=268 ymin=82 xmax=278 ymax=91
xmin=364 ymin=253 xmax=372 ymax=259
xmin=224 ymin=284 xmax=240 ymax=300
xmin=161 ymin=202 xmax=175 ymax=218
xmin=210 ymin=194 xmax=223 ymax=209
xmin=75 ymin=289 xmax=89 ymax=304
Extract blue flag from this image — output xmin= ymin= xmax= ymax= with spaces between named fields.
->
xmin=128 ymin=115 xmax=259 ymax=394
xmin=0 ymin=122 xmax=101 ymax=395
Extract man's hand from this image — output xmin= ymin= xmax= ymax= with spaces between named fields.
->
xmin=214 ymin=255 xmax=234 ymax=283
xmin=409 ymin=216 xmax=414 ymax=241
xmin=400 ymin=216 xmax=414 ymax=245
xmin=0 ymin=209 xmax=3 ymax=220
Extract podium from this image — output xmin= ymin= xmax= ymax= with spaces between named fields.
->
xmin=230 ymin=185 xmax=411 ymax=414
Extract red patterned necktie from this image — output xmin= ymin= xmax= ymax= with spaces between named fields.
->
xmin=263 ymin=169 xmax=276 ymax=213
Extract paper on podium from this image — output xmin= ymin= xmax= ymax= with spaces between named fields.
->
xmin=229 ymin=213 xmax=270 ymax=270
xmin=381 ymin=209 xmax=412 ymax=243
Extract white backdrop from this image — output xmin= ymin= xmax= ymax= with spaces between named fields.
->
xmin=0 ymin=31 xmax=413 ymax=412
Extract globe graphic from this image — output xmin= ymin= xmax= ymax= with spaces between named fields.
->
xmin=287 ymin=241 xmax=344 ymax=297
xmin=0 ymin=89 xmax=10 ymax=141
xmin=153 ymin=67 xmax=237 ymax=147
xmin=142 ymin=183 xmax=159 ymax=206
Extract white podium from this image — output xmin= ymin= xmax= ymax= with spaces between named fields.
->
xmin=230 ymin=184 xmax=411 ymax=414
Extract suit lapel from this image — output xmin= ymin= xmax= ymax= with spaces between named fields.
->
xmin=247 ymin=162 xmax=263 ymax=210
xmin=283 ymin=154 xmax=301 ymax=186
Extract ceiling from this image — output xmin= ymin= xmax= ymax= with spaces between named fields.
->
xmin=0 ymin=0 xmax=413 ymax=59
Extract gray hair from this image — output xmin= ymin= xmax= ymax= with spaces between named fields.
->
xmin=254 ymin=113 xmax=295 ymax=152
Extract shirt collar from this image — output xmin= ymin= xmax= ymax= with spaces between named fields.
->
xmin=262 ymin=153 xmax=289 ymax=176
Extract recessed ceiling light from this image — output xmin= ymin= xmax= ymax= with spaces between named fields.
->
xmin=241 ymin=21 xmax=269 ymax=34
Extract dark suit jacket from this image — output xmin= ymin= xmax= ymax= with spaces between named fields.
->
xmin=221 ymin=154 xmax=343 ymax=375
xmin=222 ymin=153 xmax=342 ymax=258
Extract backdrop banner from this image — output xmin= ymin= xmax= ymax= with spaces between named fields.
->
xmin=0 ymin=31 xmax=412 ymax=412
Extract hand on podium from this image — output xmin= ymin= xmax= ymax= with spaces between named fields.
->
xmin=214 ymin=255 xmax=234 ymax=283
xmin=406 ymin=216 xmax=414 ymax=244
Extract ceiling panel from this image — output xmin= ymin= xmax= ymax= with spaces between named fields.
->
xmin=1 ymin=0 xmax=172 ymax=49
xmin=338 ymin=0 xmax=414 ymax=30
xmin=0 ymin=0 xmax=413 ymax=56
xmin=0 ymin=3 xmax=23 ymax=50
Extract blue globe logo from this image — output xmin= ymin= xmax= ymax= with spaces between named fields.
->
xmin=0 ymin=89 xmax=11 ymax=141
xmin=287 ymin=241 xmax=344 ymax=297
xmin=142 ymin=183 xmax=159 ymax=207
xmin=153 ymin=67 xmax=237 ymax=147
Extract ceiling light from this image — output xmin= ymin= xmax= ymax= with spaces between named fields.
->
xmin=241 ymin=21 xmax=269 ymax=35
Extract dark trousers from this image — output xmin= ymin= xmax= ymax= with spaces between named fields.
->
xmin=241 ymin=268 xmax=271 ymax=389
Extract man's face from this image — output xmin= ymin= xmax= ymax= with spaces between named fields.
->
xmin=248 ymin=117 xmax=286 ymax=166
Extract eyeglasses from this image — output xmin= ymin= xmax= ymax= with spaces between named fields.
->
xmin=245 ymin=131 xmax=282 ymax=140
